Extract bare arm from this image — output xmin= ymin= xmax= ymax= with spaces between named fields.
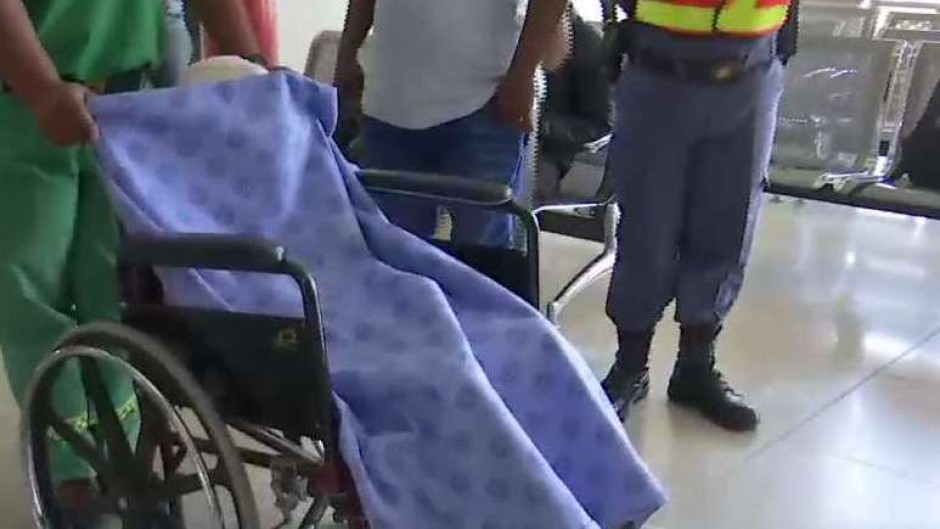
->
xmin=188 ymin=0 xmax=261 ymax=57
xmin=542 ymin=8 xmax=572 ymax=73
xmin=337 ymin=0 xmax=375 ymax=65
xmin=335 ymin=0 xmax=375 ymax=107
xmin=508 ymin=0 xmax=570 ymax=80
xmin=0 ymin=0 xmax=98 ymax=146
xmin=493 ymin=0 xmax=570 ymax=130
xmin=0 ymin=0 xmax=60 ymax=108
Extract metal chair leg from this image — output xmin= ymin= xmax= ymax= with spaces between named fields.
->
xmin=546 ymin=204 xmax=619 ymax=324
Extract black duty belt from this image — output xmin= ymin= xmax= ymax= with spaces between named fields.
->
xmin=604 ymin=20 xmax=775 ymax=85
xmin=627 ymin=47 xmax=767 ymax=84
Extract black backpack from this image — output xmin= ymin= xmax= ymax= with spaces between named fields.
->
xmin=899 ymin=78 xmax=940 ymax=191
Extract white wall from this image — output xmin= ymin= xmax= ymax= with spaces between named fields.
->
xmin=277 ymin=0 xmax=347 ymax=70
xmin=275 ymin=0 xmax=604 ymax=71
xmin=572 ymin=0 xmax=603 ymax=21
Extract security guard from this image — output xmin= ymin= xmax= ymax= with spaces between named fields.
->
xmin=0 ymin=0 xmax=260 ymax=521
xmin=601 ymin=0 xmax=798 ymax=431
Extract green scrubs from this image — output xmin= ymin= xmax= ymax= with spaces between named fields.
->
xmin=0 ymin=0 xmax=163 ymax=480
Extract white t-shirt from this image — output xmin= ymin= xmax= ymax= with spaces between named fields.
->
xmin=361 ymin=0 xmax=528 ymax=130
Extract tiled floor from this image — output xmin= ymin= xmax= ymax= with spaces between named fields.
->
xmin=545 ymin=200 xmax=940 ymax=529
xmin=2 ymin=199 xmax=940 ymax=528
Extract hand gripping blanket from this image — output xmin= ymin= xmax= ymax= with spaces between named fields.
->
xmin=89 ymin=72 xmax=665 ymax=529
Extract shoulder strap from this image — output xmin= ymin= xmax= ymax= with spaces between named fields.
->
xmin=776 ymin=0 xmax=800 ymax=64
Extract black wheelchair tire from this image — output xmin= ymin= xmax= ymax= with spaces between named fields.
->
xmin=21 ymin=321 xmax=261 ymax=529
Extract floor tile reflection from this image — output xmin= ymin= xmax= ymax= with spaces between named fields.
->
xmin=547 ymin=201 xmax=940 ymax=528
xmin=1 ymin=201 xmax=939 ymax=528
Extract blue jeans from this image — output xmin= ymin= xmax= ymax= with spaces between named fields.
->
xmin=359 ymin=105 xmax=524 ymax=247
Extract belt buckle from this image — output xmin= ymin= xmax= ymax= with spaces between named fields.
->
xmin=711 ymin=60 xmax=743 ymax=83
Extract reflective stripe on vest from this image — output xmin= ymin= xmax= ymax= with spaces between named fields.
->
xmin=635 ymin=0 xmax=791 ymax=36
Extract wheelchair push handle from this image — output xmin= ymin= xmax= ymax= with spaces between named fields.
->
xmin=120 ymin=234 xmax=288 ymax=273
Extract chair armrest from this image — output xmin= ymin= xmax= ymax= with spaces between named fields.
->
xmin=120 ymin=234 xmax=287 ymax=273
xmin=357 ymin=169 xmax=514 ymax=209
xmin=583 ymin=134 xmax=612 ymax=154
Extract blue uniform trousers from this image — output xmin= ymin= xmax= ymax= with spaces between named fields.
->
xmin=606 ymin=24 xmax=785 ymax=331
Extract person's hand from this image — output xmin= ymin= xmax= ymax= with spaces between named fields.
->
xmin=493 ymin=70 xmax=535 ymax=132
xmin=26 ymin=82 xmax=98 ymax=147
xmin=334 ymin=55 xmax=364 ymax=100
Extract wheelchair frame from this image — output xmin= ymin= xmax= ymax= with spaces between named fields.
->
xmin=21 ymin=170 xmax=540 ymax=529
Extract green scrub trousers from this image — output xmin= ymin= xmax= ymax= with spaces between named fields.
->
xmin=0 ymin=94 xmax=140 ymax=481
xmin=0 ymin=0 xmax=163 ymax=483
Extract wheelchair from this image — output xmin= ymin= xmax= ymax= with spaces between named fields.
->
xmin=20 ymin=169 xmax=540 ymax=529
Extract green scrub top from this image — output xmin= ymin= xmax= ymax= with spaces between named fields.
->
xmin=25 ymin=0 xmax=164 ymax=82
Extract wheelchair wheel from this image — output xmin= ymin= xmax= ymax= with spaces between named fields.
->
xmin=21 ymin=322 xmax=260 ymax=529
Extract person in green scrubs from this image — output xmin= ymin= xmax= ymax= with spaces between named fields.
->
xmin=0 ymin=0 xmax=263 ymax=516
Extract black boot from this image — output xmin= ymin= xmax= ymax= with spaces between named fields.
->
xmin=668 ymin=325 xmax=759 ymax=432
xmin=601 ymin=328 xmax=654 ymax=421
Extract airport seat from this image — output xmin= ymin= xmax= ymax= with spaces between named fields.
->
xmin=770 ymin=36 xmax=899 ymax=192
xmin=881 ymin=11 xmax=940 ymax=34
xmin=845 ymin=41 xmax=940 ymax=218
xmin=535 ymin=142 xmax=618 ymax=324
xmin=304 ymin=31 xmax=342 ymax=83
xmin=799 ymin=4 xmax=877 ymax=37
xmin=896 ymin=41 xmax=940 ymax=141
xmin=881 ymin=28 xmax=940 ymax=43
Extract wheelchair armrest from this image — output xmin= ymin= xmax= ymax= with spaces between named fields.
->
xmin=119 ymin=233 xmax=333 ymax=453
xmin=357 ymin=169 xmax=514 ymax=209
xmin=120 ymin=234 xmax=287 ymax=273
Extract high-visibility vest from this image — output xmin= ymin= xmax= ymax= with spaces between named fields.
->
xmin=634 ymin=0 xmax=792 ymax=36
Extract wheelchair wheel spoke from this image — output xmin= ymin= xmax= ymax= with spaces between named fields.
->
xmin=121 ymin=504 xmax=182 ymax=529
xmin=135 ymin=396 xmax=164 ymax=470
xmin=149 ymin=464 xmax=228 ymax=503
xmin=151 ymin=507 xmax=183 ymax=529
xmin=149 ymin=474 xmax=202 ymax=501
xmin=82 ymin=493 xmax=123 ymax=520
xmin=297 ymin=495 xmax=329 ymax=529
xmin=43 ymin=403 xmax=114 ymax=480
xmin=122 ymin=511 xmax=144 ymax=529
xmin=79 ymin=359 xmax=142 ymax=482
xmin=23 ymin=325 xmax=262 ymax=529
